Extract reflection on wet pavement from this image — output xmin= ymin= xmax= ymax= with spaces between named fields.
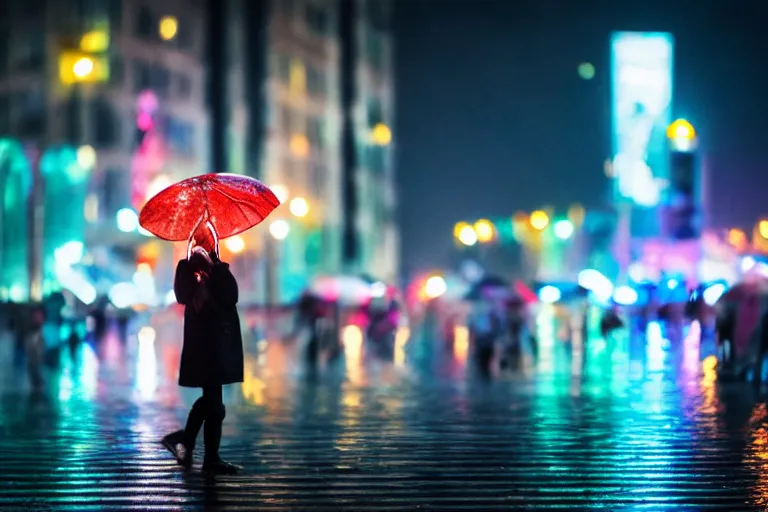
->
xmin=0 ymin=312 xmax=767 ymax=510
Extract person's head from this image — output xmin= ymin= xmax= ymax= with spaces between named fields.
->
xmin=189 ymin=245 xmax=213 ymax=273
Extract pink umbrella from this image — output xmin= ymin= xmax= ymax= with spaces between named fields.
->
xmin=310 ymin=275 xmax=372 ymax=305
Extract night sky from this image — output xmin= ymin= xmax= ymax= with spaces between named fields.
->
xmin=394 ymin=0 xmax=768 ymax=276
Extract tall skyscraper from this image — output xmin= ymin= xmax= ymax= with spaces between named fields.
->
xmin=227 ymin=0 xmax=398 ymax=302
xmin=340 ymin=0 xmax=397 ymax=284
xmin=609 ymin=31 xmax=674 ymax=280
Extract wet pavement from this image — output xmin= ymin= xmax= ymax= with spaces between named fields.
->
xmin=1 ymin=312 xmax=768 ymax=510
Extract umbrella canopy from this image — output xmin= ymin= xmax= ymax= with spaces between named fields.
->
xmin=513 ymin=280 xmax=538 ymax=304
xmin=138 ymin=173 xmax=279 ymax=248
xmin=718 ymin=278 xmax=768 ymax=305
xmin=309 ymin=275 xmax=372 ymax=305
xmin=464 ymin=275 xmax=511 ymax=301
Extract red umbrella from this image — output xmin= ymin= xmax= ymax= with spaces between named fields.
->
xmin=513 ymin=280 xmax=538 ymax=304
xmin=138 ymin=173 xmax=280 ymax=254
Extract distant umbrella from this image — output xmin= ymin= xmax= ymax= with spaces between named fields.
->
xmin=513 ymin=281 xmax=538 ymax=304
xmin=309 ymin=275 xmax=372 ymax=305
xmin=464 ymin=275 xmax=511 ymax=301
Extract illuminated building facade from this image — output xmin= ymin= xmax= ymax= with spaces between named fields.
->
xmin=227 ymin=0 xmax=398 ymax=303
xmin=343 ymin=0 xmax=398 ymax=284
xmin=0 ymin=0 xmax=211 ymax=300
xmin=260 ymin=0 xmax=345 ymax=302
xmin=610 ymin=32 xmax=674 ymax=228
xmin=609 ymin=31 xmax=674 ymax=280
xmin=0 ymin=0 xmax=397 ymax=305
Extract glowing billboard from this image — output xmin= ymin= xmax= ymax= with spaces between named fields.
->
xmin=610 ymin=32 xmax=674 ymax=208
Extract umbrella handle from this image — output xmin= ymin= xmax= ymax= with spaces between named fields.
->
xmin=186 ymin=214 xmax=206 ymax=260
xmin=205 ymin=220 xmax=219 ymax=257
xmin=185 ymin=216 xmax=218 ymax=260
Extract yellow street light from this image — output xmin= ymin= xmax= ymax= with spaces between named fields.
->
xmin=80 ymin=30 xmax=110 ymax=52
xmin=666 ymin=119 xmax=696 ymax=141
xmin=73 ymin=57 xmax=95 ymax=79
xmin=60 ymin=52 xmax=109 ymax=84
xmin=453 ymin=221 xmax=470 ymax=240
xmin=289 ymin=197 xmax=309 ymax=218
xmin=530 ymin=210 xmax=549 ymax=230
xmin=371 ymin=123 xmax=392 ymax=146
xmin=224 ymin=235 xmax=245 ymax=254
xmin=159 ymin=16 xmax=179 ymax=41
xmin=473 ymin=219 xmax=495 ymax=243
xmin=760 ymin=220 xmax=768 ymax=240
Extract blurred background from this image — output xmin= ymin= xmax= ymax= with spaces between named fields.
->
xmin=1 ymin=0 xmax=768 ymax=392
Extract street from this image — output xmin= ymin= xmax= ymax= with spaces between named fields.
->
xmin=0 ymin=315 xmax=767 ymax=511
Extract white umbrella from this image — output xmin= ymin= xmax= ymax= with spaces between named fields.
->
xmin=309 ymin=275 xmax=372 ymax=305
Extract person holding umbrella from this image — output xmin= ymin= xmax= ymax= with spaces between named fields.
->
xmin=161 ymin=240 xmax=243 ymax=474
xmin=140 ymin=173 xmax=280 ymax=474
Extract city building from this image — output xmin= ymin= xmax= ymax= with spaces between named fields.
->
xmin=608 ymin=31 xmax=675 ymax=281
xmin=344 ymin=0 xmax=398 ymax=285
xmin=0 ymin=0 xmax=398 ymax=305
xmin=225 ymin=0 xmax=398 ymax=303
xmin=0 ymin=0 xmax=210 ymax=302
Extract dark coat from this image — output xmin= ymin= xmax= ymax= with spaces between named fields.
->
xmin=174 ymin=259 xmax=244 ymax=388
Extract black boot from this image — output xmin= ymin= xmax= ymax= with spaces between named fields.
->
xmin=201 ymin=404 xmax=241 ymax=475
xmin=202 ymin=457 xmax=241 ymax=475
xmin=161 ymin=429 xmax=193 ymax=468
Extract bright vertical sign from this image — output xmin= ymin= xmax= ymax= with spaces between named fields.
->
xmin=610 ymin=32 xmax=674 ymax=208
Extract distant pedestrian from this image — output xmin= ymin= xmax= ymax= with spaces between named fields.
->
xmin=161 ymin=246 xmax=244 ymax=474
xmin=26 ymin=304 xmax=45 ymax=391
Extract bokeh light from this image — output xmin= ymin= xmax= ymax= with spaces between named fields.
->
xmin=759 ymin=220 xmax=768 ymax=239
xmin=138 ymin=326 xmax=156 ymax=345
xmin=159 ymin=16 xmax=178 ymax=41
xmin=289 ymin=133 xmax=310 ymax=157
xmin=473 ymin=219 xmax=495 ymax=243
xmin=538 ymin=285 xmax=561 ymax=303
xmin=80 ymin=30 xmax=109 ymax=52
xmin=76 ymin=145 xmax=97 ymax=169
xmin=553 ymin=219 xmax=574 ymax=240
xmin=453 ymin=221 xmax=470 ymax=238
xmin=289 ymin=197 xmax=309 ymax=218
xmin=578 ymin=62 xmax=595 ymax=80
xmin=424 ymin=275 xmax=447 ymax=299
xmin=72 ymin=57 xmax=95 ymax=78
xmin=666 ymin=119 xmax=696 ymax=141
xmin=728 ymin=228 xmax=748 ymax=251
xmin=269 ymin=219 xmax=290 ymax=240
xmin=224 ymin=235 xmax=245 ymax=254
xmin=271 ymin=184 xmax=288 ymax=204
xmin=371 ymin=123 xmax=392 ymax=145
xmin=457 ymin=225 xmax=478 ymax=246
xmin=530 ymin=210 xmax=549 ymax=230
xmin=116 ymin=208 xmax=139 ymax=233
